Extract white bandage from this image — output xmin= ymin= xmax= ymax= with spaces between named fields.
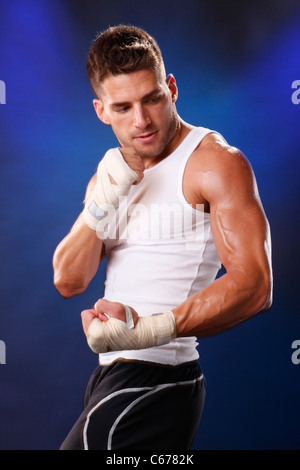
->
xmin=82 ymin=147 xmax=138 ymax=231
xmin=124 ymin=304 xmax=135 ymax=330
xmin=87 ymin=309 xmax=177 ymax=354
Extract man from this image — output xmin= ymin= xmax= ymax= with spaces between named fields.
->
xmin=53 ymin=25 xmax=272 ymax=450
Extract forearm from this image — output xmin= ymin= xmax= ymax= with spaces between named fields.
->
xmin=53 ymin=213 xmax=104 ymax=298
xmin=82 ymin=267 xmax=272 ymax=354
xmin=173 ymin=269 xmax=272 ymax=338
xmin=53 ymin=147 xmax=142 ymax=298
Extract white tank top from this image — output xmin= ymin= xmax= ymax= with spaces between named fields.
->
xmin=100 ymin=126 xmax=221 ymax=365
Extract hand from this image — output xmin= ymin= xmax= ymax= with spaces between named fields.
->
xmin=81 ymin=308 xmax=105 ymax=337
xmin=81 ymin=298 xmax=139 ymax=337
xmin=94 ymin=298 xmax=139 ymax=325
xmin=119 ymin=147 xmax=145 ymax=184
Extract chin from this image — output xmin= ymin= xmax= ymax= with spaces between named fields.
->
xmin=136 ymin=142 xmax=167 ymax=159
xmin=138 ymin=151 xmax=159 ymax=159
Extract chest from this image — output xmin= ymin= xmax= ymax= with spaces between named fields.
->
xmin=182 ymin=151 xmax=210 ymax=213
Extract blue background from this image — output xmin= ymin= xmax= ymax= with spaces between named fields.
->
xmin=0 ymin=0 xmax=299 ymax=450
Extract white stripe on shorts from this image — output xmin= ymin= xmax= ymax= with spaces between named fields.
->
xmin=83 ymin=374 xmax=203 ymax=450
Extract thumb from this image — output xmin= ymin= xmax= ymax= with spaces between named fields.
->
xmin=81 ymin=308 xmax=108 ymax=336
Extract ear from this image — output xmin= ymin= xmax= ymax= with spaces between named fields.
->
xmin=93 ymin=99 xmax=111 ymax=125
xmin=166 ymin=74 xmax=178 ymax=103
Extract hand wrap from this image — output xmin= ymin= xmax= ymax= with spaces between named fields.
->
xmin=87 ymin=308 xmax=177 ymax=354
xmin=82 ymin=148 xmax=138 ymax=232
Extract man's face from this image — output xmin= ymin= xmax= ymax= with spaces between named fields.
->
xmin=93 ymin=69 xmax=179 ymax=159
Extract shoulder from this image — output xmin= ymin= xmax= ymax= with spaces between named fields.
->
xmin=189 ymin=132 xmax=256 ymax=204
xmin=194 ymin=132 xmax=251 ymax=173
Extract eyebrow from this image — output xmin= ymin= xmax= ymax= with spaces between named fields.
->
xmin=110 ymin=88 xmax=162 ymax=109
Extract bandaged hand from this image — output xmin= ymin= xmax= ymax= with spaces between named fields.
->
xmin=82 ymin=299 xmax=177 ymax=354
xmin=82 ymin=147 xmax=144 ymax=233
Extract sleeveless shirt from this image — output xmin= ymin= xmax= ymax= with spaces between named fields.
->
xmin=100 ymin=126 xmax=221 ymax=365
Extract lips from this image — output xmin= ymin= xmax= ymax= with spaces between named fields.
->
xmin=134 ymin=131 xmax=158 ymax=143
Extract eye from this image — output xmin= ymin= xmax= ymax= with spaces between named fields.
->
xmin=148 ymin=95 xmax=160 ymax=104
xmin=116 ymin=106 xmax=130 ymax=113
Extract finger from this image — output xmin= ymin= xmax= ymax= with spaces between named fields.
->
xmin=98 ymin=312 xmax=110 ymax=322
xmin=118 ymin=148 xmax=145 ymax=186
xmin=94 ymin=298 xmax=128 ymax=323
xmin=124 ymin=158 xmax=145 ymax=184
xmin=94 ymin=298 xmax=103 ymax=311
xmin=132 ymin=171 xmax=144 ymax=185
xmin=81 ymin=308 xmax=96 ymax=321
xmin=81 ymin=309 xmax=97 ymax=335
xmin=119 ymin=146 xmax=137 ymax=156
xmin=119 ymin=147 xmax=145 ymax=168
xmin=126 ymin=159 xmax=145 ymax=172
xmin=94 ymin=298 xmax=115 ymax=317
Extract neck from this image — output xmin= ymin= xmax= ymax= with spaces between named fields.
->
xmin=143 ymin=117 xmax=192 ymax=170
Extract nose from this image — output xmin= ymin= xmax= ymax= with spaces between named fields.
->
xmin=133 ymin=105 xmax=151 ymax=129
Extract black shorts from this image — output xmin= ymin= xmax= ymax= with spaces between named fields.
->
xmin=60 ymin=359 xmax=206 ymax=451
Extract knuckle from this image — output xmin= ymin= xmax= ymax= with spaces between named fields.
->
xmin=115 ymin=303 xmax=125 ymax=315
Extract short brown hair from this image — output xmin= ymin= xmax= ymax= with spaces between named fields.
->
xmin=87 ymin=25 xmax=165 ymax=96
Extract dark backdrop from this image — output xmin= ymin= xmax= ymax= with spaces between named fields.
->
xmin=0 ymin=0 xmax=299 ymax=450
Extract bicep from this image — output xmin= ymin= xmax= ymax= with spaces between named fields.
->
xmin=203 ymin=148 xmax=271 ymax=276
xmin=211 ymin=196 xmax=271 ymax=275
xmin=83 ymin=172 xmax=97 ymax=204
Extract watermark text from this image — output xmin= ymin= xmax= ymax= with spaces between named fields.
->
xmin=291 ymin=340 xmax=300 ymax=365
xmin=0 ymin=80 xmax=6 ymax=104
xmin=0 ymin=340 xmax=6 ymax=364
xmin=92 ymin=198 xmax=207 ymax=251
xmin=291 ymin=80 xmax=300 ymax=105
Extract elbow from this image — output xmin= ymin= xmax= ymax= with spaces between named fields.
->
xmin=262 ymin=283 xmax=273 ymax=312
xmin=254 ymin=268 xmax=273 ymax=314
xmin=262 ymin=280 xmax=273 ymax=311
xmin=53 ymin=273 xmax=87 ymax=299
